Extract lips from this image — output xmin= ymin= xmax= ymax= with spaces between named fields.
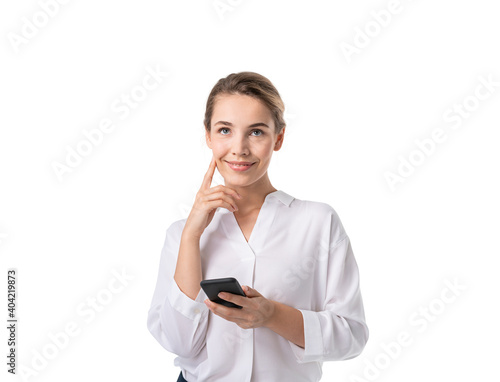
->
xmin=225 ymin=161 xmax=255 ymax=165
xmin=225 ymin=160 xmax=255 ymax=171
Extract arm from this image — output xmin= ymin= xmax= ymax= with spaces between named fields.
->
xmin=174 ymin=229 xmax=203 ymax=300
xmin=287 ymin=235 xmax=369 ymax=364
xmin=147 ymin=221 xmax=210 ymax=358
xmin=265 ymin=301 xmax=305 ymax=349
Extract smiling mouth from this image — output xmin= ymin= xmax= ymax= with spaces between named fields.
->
xmin=225 ymin=161 xmax=255 ymax=165
xmin=225 ymin=161 xmax=256 ymax=171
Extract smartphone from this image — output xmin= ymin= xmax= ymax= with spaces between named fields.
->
xmin=200 ymin=277 xmax=246 ymax=309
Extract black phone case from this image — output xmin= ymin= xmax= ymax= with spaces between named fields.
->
xmin=200 ymin=277 xmax=246 ymax=309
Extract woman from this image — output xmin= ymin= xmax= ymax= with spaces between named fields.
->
xmin=147 ymin=72 xmax=369 ymax=382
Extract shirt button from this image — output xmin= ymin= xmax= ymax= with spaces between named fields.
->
xmin=194 ymin=308 xmax=200 ymax=314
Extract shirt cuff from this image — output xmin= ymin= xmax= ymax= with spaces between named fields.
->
xmin=289 ymin=309 xmax=323 ymax=363
xmin=167 ymin=278 xmax=209 ymax=321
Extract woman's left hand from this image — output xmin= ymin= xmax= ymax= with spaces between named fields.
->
xmin=204 ymin=285 xmax=276 ymax=329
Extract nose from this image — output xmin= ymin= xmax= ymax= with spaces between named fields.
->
xmin=231 ymin=132 xmax=250 ymax=156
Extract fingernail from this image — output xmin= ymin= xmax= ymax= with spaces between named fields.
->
xmin=237 ymin=193 xmax=242 ymax=199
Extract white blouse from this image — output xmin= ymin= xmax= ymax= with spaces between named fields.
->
xmin=147 ymin=190 xmax=368 ymax=382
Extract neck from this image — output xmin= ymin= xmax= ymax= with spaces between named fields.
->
xmin=224 ymin=174 xmax=277 ymax=215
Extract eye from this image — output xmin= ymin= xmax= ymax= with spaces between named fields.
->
xmin=251 ymin=129 xmax=264 ymax=136
xmin=217 ymin=128 xmax=264 ymax=136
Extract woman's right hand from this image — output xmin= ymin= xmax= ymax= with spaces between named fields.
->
xmin=183 ymin=156 xmax=242 ymax=240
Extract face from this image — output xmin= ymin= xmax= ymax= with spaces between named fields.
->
xmin=206 ymin=93 xmax=285 ymax=189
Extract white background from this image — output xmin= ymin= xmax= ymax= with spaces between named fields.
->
xmin=1 ymin=0 xmax=499 ymax=381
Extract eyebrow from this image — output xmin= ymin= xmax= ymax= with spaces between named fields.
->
xmin=214 ymin=121 xmax=270 ymax=129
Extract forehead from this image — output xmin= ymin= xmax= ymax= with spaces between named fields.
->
xmin=212 ymin=94 xmax=273 ymax=124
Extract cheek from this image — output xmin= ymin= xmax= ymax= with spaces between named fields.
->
xmin=255 ymin=142 xmax=275 ymax=158
xmin=210 ymin=141 xmax=226 ymax=155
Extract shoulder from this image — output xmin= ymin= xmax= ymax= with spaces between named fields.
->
xmin=290 ymin=193 xmax=341 ymax=220
xmin=289 ymin=194 xmax=348 ymax=244
xmin=165 ymin=217 xmax=188 ymax=240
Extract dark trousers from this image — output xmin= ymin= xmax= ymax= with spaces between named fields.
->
xmin=177 ymin=371 xmax=188 ymax=382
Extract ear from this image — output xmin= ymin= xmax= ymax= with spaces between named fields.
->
xmin=274 ymin=127 xmax=285 ymax=151
xmin=205 ymin=128 xmax=212 ymax=149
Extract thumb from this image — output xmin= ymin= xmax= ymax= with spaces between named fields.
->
xmin=242 ymin=285 xmax=261 ymax=297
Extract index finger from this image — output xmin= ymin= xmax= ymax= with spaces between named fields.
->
xmin=201 ymin=156 xmax=217 ymax=190
xmin=218 ymin=292 xmax=248 ymax=307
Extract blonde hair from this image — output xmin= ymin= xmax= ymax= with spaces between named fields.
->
xmin=204 ymin=71 xmax=286 ymax=135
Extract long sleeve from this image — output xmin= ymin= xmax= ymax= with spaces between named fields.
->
xmin=289 ymin=234 xmax=369 ymax=363
xmin=147 ymin=220 xmax=210 ymax=358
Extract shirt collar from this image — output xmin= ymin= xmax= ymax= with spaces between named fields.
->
xmin=217 ymin=190 xmax=295 ymax=214
xmin=266 ymin=189 xmax=295 ymax=207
